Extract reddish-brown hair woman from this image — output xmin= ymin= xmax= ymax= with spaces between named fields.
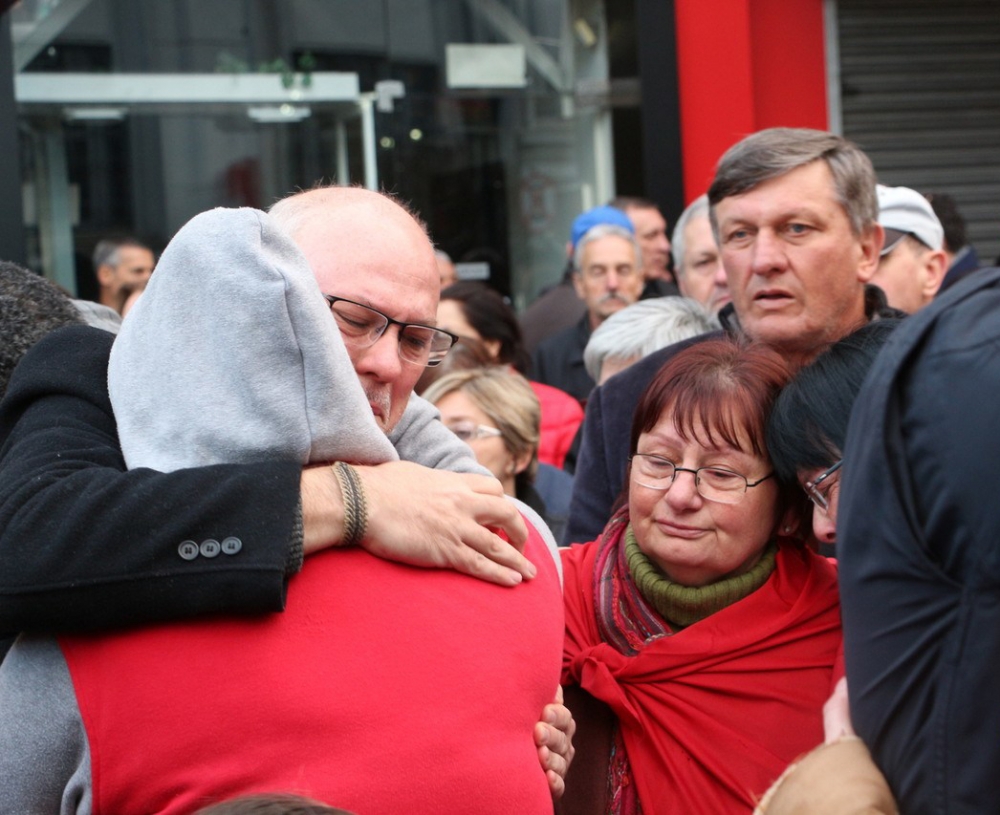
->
xmin=559 ymin=337 xmax=841 ymax=814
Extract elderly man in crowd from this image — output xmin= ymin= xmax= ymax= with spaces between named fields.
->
xmin=532 ymin=222 xmax=644 ymax=404
xmin=671 ymin=194 xmax=731 ymax=313
xmin=563 ymin=127 xmax=900 ymax=545
xmin=0 ymin=192 xmax=570 ymax=813
xmin=0 ymin=189 xmax=574 ymax=805
xmin=520 ymin=205 xmax=636 ymax=355
xmin=870 ymin=184 xmax=947 ymax=313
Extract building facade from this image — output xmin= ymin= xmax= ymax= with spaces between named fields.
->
xmin=1 ymin=0 xmax=996 ymax=305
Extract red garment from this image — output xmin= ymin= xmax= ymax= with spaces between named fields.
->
xmin=531 ymin=381 xmax=583 ymax=469
xmin=61 ymin=523 xmax=563 ymax=815
xmin=561 ymin=530 xmax=841 ymax=813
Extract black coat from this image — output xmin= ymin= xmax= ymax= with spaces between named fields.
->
xmin=0 ymin=326 xmax=301 ymax=637
xmin=531 ymin=315 xmax=595 ymax=405
xmin=839 ymin=267 xmax=1000 ymax=813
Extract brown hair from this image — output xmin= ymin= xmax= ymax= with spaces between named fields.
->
xmin=622 ymin=337 xmax=799 ymax=522
xmin=630 ymin=338 xmax=790 ymax=457
xmin=707 ymin=127 xmax=878 ymax=238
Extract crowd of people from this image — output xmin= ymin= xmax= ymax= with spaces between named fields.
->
xmin=0 ymin=124 xmax=996 ymax=814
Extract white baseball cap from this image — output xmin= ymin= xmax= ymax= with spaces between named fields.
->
xmin=877 ymin=184 xmax=944 ymax=255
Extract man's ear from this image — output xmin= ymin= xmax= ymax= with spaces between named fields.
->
xmin=96 ymin=264 xmax=114 ymax=287
xmin=571 ymin=271 xmax=585 ymax=299
xmin=856 ymin=223 xmax=884 ymax=284
xmin=921 ymin=249 xmax=948 ymax=303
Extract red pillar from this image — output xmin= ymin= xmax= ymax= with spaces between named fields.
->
xmin=673 ymin=0 xmax=829 ymax=202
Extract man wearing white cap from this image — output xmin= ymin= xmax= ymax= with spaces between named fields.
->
xmin=872 ymin=184 xmax=948 ymax=313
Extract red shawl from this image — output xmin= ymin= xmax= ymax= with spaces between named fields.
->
xmin=561 ymin=518 xmax=841 ymax=813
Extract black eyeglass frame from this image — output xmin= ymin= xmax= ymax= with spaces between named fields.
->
xmin=628 ymin=453 xmax=775 ymax=505
xmin=803 ymin=459 xmax=843 ymax=511
xmin=324 ymin=294 xmax=459 ymax=367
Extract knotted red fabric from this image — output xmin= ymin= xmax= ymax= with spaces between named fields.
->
xmin=561 ymin=520 xmax=841 ymax=813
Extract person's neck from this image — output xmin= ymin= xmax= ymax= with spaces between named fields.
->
xmin=98 ymin=290 xmax=125 ymax=315
xmin=625 ymin=527 xmax=777 ymax=629
xmin=767 ymin=304 xmax=868 ymax=373
xmin=501 ymin=473 xmax=517 ymax=498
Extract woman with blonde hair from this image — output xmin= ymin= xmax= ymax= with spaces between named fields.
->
xmin=424 ymin=367 xmax=568 ymax=539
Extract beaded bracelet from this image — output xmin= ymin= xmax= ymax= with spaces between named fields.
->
xmin=331 ymin=461 xmax=368 ymax=547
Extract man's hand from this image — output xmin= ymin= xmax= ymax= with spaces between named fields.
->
xmin=300 ymin=461 xmax=533 ymax=586
xmin=535 ymin=686 xmax=576 ymax=800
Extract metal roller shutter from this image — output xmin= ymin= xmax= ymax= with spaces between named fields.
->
xmin=835 ymin=0 xmax=1000 ymax=264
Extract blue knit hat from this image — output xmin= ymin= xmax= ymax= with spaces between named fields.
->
xmin=570 ymin=205 xmax=634 ymax=248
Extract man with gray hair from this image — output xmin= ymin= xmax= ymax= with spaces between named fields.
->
xmin=531 ymin=223 xmax=644 ymax=404
xmin=670 ymin=195 xmax=731 ymax=313
xmin=92 ymin=236 xmax=155 ymax=314
xmin=565 ymin=127 xmax=900 ymax=545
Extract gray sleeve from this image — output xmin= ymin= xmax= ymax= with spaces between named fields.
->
xmin=0 ymin=635 xmax=92 ymax=815
xmin=390 ymin=394 xmax=491 ymax=476
xmin=508 ymin=496 xmax=563 ymax=588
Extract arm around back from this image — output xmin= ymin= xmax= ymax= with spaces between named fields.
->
xmin=0 ymin=326 xmax=303 ymax=634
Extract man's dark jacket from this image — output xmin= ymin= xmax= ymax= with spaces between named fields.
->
xmin=532 ymin=315 xmax=595 ymax=405
xmin=0 ymin=326 xmax=301 ymax=636
xmin=839 ymin=267 xmax=1000 ymax=814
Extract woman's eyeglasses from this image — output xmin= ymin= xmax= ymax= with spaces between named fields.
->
xmin=803 ymin=460 xmax=842 ymax=511
xmin=446 ymin=421 xmax=503 ymax=443
xmin=630 ymin=453 xmax=774 ymax=505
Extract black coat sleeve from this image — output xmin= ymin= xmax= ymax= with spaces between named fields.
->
xmin=0 ymin=326 xmax=303 ymax=634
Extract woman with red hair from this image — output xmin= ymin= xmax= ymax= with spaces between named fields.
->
xmin=559 ymin=337 xmax=841 ymax=813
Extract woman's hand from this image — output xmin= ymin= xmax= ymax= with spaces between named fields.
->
xmin=535 ymin=686 xmax=577 ymax=800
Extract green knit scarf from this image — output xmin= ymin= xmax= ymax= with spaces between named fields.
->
xmin=625 ymin=525 xmax=777 ymax=630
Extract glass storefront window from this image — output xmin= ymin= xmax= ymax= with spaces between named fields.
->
xmin=11 ymin=0 xmax=620 ymax=306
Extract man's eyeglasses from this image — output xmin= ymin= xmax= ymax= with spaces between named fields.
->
xmin=446 ymin=421 xmax=503 ymax=443
xmin=803 ymin=460 xmax=842 ymax=512
xmin=629 ymin=453 xmax=774 ymax=505
xmin=324 ymin=295 xmax=458 ymax=367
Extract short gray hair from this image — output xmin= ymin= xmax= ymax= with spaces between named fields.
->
xmin=572 ymin=224 xmax=642 ymax=273
xmin=92 ymin=237 xmax=150 ymax=271
xmin=583 ymin=296 xmax=720 ymax=382
xmin=707 ymin=128 xmax=878 ymax=237
xmin=670 ymin=195 xmax=710 ymax=276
